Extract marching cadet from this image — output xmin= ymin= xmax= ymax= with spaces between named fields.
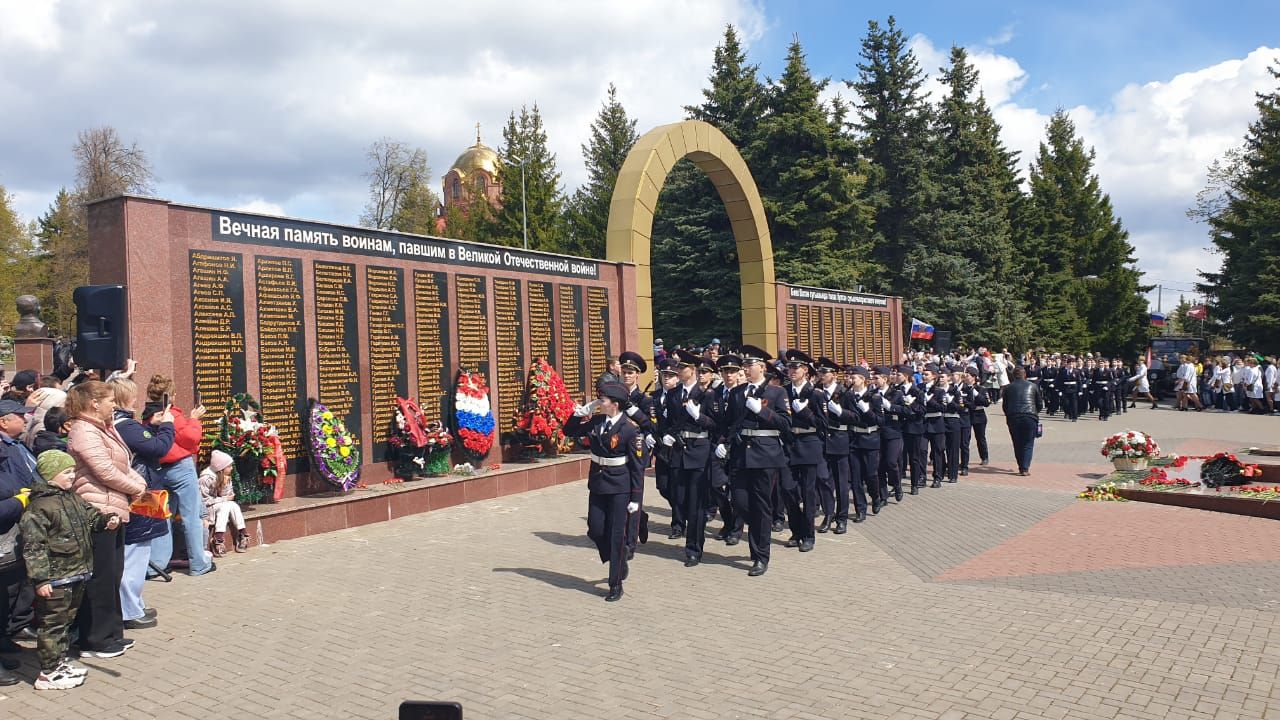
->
xmin=940 ymin=371 xmax=963 ymax=483
xmin=619 ymin=351 xmax=654 ymax=557
xmin=713 ymin=354 xmax=745 ymax=545
xmin=1059 ymin=356 xmax=1082 ymax=421
xmin=563 ymin=382 xmax=645 ymax=602
xmin=782 ymin=350 xmax=827 ymax=552
xmin=699 ymin=357 xmax=724 ymax=526
xmin=873 ymin=366 xmax=906 ymax=504
xmin=1111 ymin=358 xmax=1128 ymax=415
xmin=717 ymin=345 xmax=792 ymax=577
xmin=920 ymin=364 xmax=948 ymax=488
xmin=767 ymin=364 xmax=790 ymax=533
xmin=951 ymin=369 xmax=973 ymax=476
xmin=651 ymin=358 xmax=683 ymax=536
xmin=964 ymin=368 xmax=991 ymax=467
xmin=1089 ymin=357 xmax=1112 ymax=421
xmin=662 ymin=349 xmax=717 ymax=567
xmin=899 ymin=365 xmax=928 ymax=495
xmin=844 ymin=366 xmax=883 ymax=519
xmin=1042 ymin=355 xmax=1061 ymax=417
xmin=815 ymin=357 xmax=851 ymax=534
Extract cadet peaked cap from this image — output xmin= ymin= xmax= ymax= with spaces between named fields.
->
xmin=815 ymin=356 xmax=840 ymax=373
xmin=598 ymin=382 xmax=630 ymax=403
xmin=738 ymin=345 xmax=772 ymax=363
xmin=923 ymin=363 xmax=941 ymax=373
xmin=673 ymin=348 xmax=701 ymax=368
xmin=618 ymin=351 xmax=647 ymax=374
xmin=717 ymin=354 xmax=742 ymax=371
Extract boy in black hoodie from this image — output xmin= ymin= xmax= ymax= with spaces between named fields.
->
xmin=30 ymin=406 xmax=69 ymax=456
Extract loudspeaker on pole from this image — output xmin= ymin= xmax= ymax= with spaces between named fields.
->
xmin=72 ymin=285 xmax=129 ymax=371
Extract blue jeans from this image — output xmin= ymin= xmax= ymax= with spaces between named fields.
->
xmin=1006 ymin=416 xmax=1037 ymax=473
xmin=149 ymin=457 xmax=212 ymax=575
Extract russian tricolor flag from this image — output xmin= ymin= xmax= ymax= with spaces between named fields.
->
xmin=1150 ymin=312 xmax=1167 ymax=327
xmin=910 ymin=318 xmax=935 ymax=340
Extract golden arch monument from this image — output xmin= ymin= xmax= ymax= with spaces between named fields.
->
xmin=605 ymin=120 xmax=776 ymax=363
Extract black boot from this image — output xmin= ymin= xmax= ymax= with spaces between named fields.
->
xmin=931 ymin=479 xmax=942 ymax=488
xmin=833 ymin=520 xmax=848 ymax=534
xmin=853 ymin=510 xmax=867 ymax=523
xmin=909 ymin=484 xmax=919 ymax=496
xmin=817 ymin=516 xmax=831 ymax=533
xmin=894 ymin=487 xmax=903 ymax=502
xmin=605 ymin=586 xmax=624 ymax=602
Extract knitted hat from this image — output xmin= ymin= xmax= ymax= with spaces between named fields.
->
xmin=209 ymin=449 xmax=234 ymax=472
xmin=37 ymin=449 xmax=75 ymax=482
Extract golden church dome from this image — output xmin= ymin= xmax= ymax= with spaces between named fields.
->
xmin=448 ymin=127 xmax=499 ymax=179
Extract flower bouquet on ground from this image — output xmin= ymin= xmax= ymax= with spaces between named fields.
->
xmin=211 ymin=393 xmax=286 ymax=505
xmin=308 ymin=401 xmax=361 ymax=491
xmin=1078 ymin=481 xmax=1126 ymax=502
xmin=1200 ymin=452 xmax=1262 ymax=488
xmin=511 ymin=358 xmax=576 ymax=457
xmin=453 ymin=370 xmax=495 ymax=465
xmin=1136 ymin=467 xmax=1198 ymax=491
xmin=1100 ymin=430 xmax=1161 ymax=470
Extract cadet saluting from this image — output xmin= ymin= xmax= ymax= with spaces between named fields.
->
xmin=716 ymin=345 xmax=791 ymax=577
xmin=563 ymin=382 xmax=645 ymax=602
xmin=663 ymin=348 xmax=717 ymax=568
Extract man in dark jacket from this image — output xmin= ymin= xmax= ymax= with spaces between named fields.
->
xmin=0 ymin=398 xmax=37 ymax=683
xmin=1002 ymin=368 xmax=1043 ymax=476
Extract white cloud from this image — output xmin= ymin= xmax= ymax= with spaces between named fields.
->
xmin=0 ymin=0 xmax=765 ymax=224
xmin=231 ymin=198 xmax=286 ymax=217
xmin=984 ymin=23 xmax=1016 ymax=47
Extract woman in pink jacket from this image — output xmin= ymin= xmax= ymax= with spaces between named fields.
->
xmin=66 ymin=381 xmax=146 ymax=658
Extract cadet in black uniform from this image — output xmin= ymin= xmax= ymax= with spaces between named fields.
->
xmin=651 ymin=358 xmax=682 ymax=535
xmin=713 ymin=354 xmax=744 ymax=545
xmin=1059 ymin=357 xmax=1082 ymax=421
xmin=563 ymin=382 xmax=645 ymax=602
xmin=964 ymin=368 xmax=991 ymax=467
xmin=815 ymin=357 xmax=850 ymax=533
xmin=781 ymin=350 xmax=827 ymax=552
xmin=940 ymin=371 xmax=963 ymax=483
xmin=619 ymin=351 xmax=654 ymax=557
xmin=717 ymin=345 xmax=791 ymax=576
xmin=920 ymin=364 xmax=947 ymax=488
xmin=1090 ymin=357 xmax=1112 ymax=421
xmin=767 ymin=365 xmax=789 ymax=533
xmin=662 ymin=349 xmax=717 ymax=567
xmin=844 ymin=366 xmax=883 ymax=518
xmin=873 ymin=366 xmax=906 ymax=503
xmin=1111 ymin=358 xmax=1127 ymax=415
xmin=900 ymin=365 xmax=928 ymax=495
xmin=1042 ymin=356 xmax=1060 ymax=417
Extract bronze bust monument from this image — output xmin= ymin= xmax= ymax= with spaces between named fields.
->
xmin=14 ymin=295 xmax=48 ymax=339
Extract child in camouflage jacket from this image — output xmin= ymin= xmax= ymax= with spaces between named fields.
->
xmin=20 ymin=450 xmax=119 ymax=689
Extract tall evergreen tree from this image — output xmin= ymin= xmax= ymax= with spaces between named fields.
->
xmin=848 ymin=16 xmax=933 ymax=296
xmin=0 ymin=187 xmax=41 ymax=331
xmin=904 ymin=47 xmax=1030 ymax=348
xmin=34 ymin=189 xmax=86 ymax=336
xmin=1196 ymin=67 xmax=1280 ymax=353
xmin=749 ymin=38 xmax=874 ymax=289
xmin=1019 ymin=111 xmax=1149 ymax=355
xmin=564 ymin=84 xmax=638 ymax=259
xmin=650 ymin=25 xmax=765 ymax=346
xmin=482 ymin=105 xmax=566 ymax=252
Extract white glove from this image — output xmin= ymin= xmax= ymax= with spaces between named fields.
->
xmin=827 ymin=399 xmax=842 ymax=415
xmin=626 ymin=405 xmax=640 ymax=417
xmin=662 ymin=434 xmax=676 ymax=447
xmin=644 ymin=434 xmax=656 ymax=449
xmin=944 ymin=393 xmax=954 ymax=404
xmin=857 ymin=400 xmax=871 ymax=413
xmin=879 ymin=395 xmax=891 ymax=410
xmin=715 ymin=443 xmax=727 ymax=459
xmin=684 ymin=399 xmax=700 ymax=420
xmin=791 ymin=398 xmax=808 ymax=412
xmin=746 ymin=396 xmax=763 ymax=414
xmin=573 ymin=403 xmax=591 ymax=417
xmin=586 ymin=399 xmax=601 ymax=414
xmin=626 ymin=502 xmax=639 ymax=514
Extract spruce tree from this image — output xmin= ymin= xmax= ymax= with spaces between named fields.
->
xmin=1196 ymin=67 xmax=1280 ymax=353
xmin=34 ymin=189 xmax=87 ymax=335
xmin=650 ymin=25 xmax=765 ymax=347
xmin=564 ymin=84 xmax=639 ymax=259
xmin=749 ymin=38 xmax=875 ymax=290
xmin=483 ymin=105 xmax=566 ymax=252
xmin=0 ymin=187 xmax=41 ymax=330
xmin=848 ymin=16 xmax=933 ymax=296
xmin=1019 ymin=111 xmax=1149 ymax=355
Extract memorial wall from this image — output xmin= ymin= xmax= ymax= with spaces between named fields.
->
xmin=88 ymin=197 xmax=638 ymax=497
xmin=775 ymin=283 xmax=904 ymax=367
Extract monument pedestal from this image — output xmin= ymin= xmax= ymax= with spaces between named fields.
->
xmin=13 ymin=337 xmax=55 ymax=375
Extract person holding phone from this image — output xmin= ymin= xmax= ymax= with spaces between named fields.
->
xmin=142 ymin=374 xmax=213 ymax=576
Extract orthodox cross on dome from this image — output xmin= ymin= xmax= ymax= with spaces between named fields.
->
xmin=476 ymin=122 xmax=481 ymax=144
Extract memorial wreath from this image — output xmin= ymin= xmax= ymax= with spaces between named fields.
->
xmin=308 ymin=401 xmax=361 ymax=491
xmin=211 ymin=393 xmax=286 ymax=505
xmin=453 ymin=370 xmax=495 ymax=463
xmin=389 ymin=397 xmax=452 ymax=479
xmin=512 ymin=358 xmax=576 ymax=456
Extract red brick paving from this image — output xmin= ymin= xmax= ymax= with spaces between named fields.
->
xmin=965 ymin=462 xmax=1102 ymax=492
xmin=937 ymin=500 xmax=1280 ymax=581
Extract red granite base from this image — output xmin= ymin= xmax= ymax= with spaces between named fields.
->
xmin=240 ymin=455 xmax=589 ymax=545
xmin=1112 ymin=485 xmax=1280 ymax=520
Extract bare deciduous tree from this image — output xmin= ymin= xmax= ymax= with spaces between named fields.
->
xmin=360 ymin=138 xmax=433 ymax=230
xmin=72 ymin=126 xmax=155 ymax=201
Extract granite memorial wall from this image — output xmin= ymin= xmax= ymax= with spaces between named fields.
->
xmin=776 ymin=283 xmax=904 ymax=367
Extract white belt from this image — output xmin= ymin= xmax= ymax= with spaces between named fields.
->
xmin=852 ymin=426 xmax=878 ymax=434
xmin=590 ymin=454 xmax=628 ymax=467
xmin=925 ymin=412 xmax=942 ymax=418
xmin=792 ymin=428 xmax=817 ymax=434
xmin=829 ymin=425 xmax=850 ymax=432
xmin=944 ymin=413 xmax=960 ymax=418
xmin=1094 ymin=382 xmax=1109 ymax=386
xmin=679 ymin=431 xmax=708 ymax=439
xmin=739 ymin=428 xmax=780 ymax=437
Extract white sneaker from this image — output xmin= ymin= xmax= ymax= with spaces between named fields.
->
xmin=60 ymin=658 xmax=89 ymax=677
xmin=35 ymin=663 xmax=86 ymax=690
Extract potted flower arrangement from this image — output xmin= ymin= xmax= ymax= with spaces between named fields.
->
xmin=308 ymin=401 xmax=361 ymax=491
xmin=212 ymin=393 xmax=286 ymax=505
xmin=388 ymin=397 xmax=453 ymax=479
xmin=421 ymin=421 xmax=453 ymax=476
xmin=1200 ymin=452 xmax=1263 ymax=488
xmin=453 ymin=370 xmax=495 ymax=464
xmin=1100 ymin=430 xmax=1160 ymax=471
xmin=512 ymin=358 xmax=576 ymax=457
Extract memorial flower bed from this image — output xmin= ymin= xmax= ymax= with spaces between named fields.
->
xmin=212 ymin=393 xmax=286 ymax=504
xmin=389 ymin=397 xmax=451 ymax=480
xmin=512 ymin=358 xmax=576 ymax=456
xmin=1229 ymin=486 xmax=1280 ymax=500
xmin=309 ymin=401 xmax=361 ymax=491
xmin=454 ymin=370 xmax=495 ymax=463
xmin=1136 ymin=467 xmax=1198 ymax=491
xmin=1200 ymin=452 xmax=1262 ymax=488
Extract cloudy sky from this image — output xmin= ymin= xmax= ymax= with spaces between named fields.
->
xmin=2 ymin=0 xmax=1277 ymax=311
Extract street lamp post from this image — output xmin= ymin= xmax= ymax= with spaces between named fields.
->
xmin=503 ymin=153 xmax=530 ymax=250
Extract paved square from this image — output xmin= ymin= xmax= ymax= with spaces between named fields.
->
xmin=3 ymin=405 xmax=1280 ymax=719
